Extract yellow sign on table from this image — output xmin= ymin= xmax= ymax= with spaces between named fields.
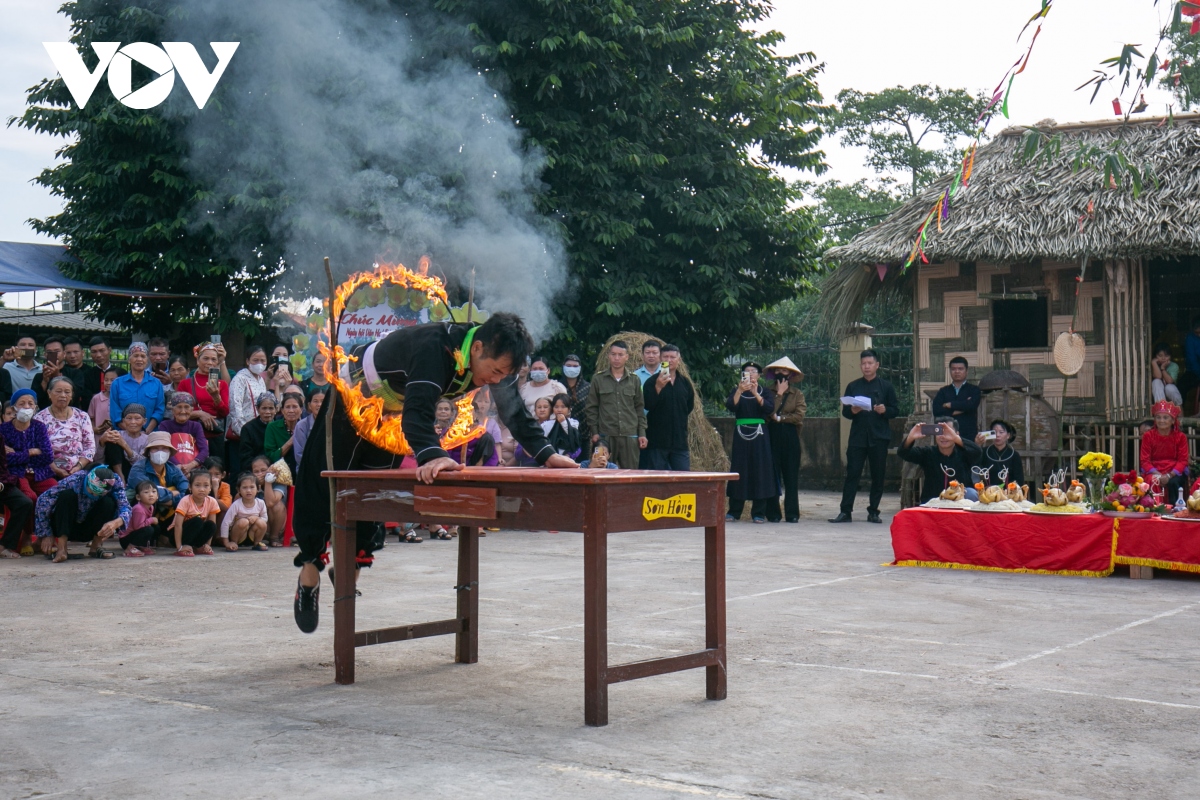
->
xmin=642 ymin=494 xmax=697 ymax=523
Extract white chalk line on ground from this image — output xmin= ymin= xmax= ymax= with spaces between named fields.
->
xmin=528 ymin=570 xmax=890 ymax=635
xmin=983 ymin=602 xmax=1198 ymax=672
xmin=1012 ymin=685 xmax=1200 ymax=711
xmin=544 ymin=764 xmax=759 ymax=799
xmin=97 ymin=689 xmax=216 ymax=711
xmin=746 ymin=657 xmax=940 ymax=680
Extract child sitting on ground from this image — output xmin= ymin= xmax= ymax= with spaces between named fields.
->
xmin=173 ymin=469 xmax=220 ymax=557
xmin=250 ymin=455 xmax=287 ymax=546
xmin=219 ymin=472 xmax=269 ymax=551
xmin=120 ymin=480 xmax=161 ymax=557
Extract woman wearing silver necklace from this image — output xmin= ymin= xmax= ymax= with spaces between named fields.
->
xmin=974 ymin=419 xmax=1024 ymax=487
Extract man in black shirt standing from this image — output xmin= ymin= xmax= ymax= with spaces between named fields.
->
xmin=930 ymin=356 xmax=981 ymax=441
xmin=830 ymin=349 xmax=899 ymax=524
xmin=642 ymin=344 xmax=694 ymax=471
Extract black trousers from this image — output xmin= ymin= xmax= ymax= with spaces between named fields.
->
xmin=51 ymin=490 xmax=117 ymax=542
xmin=120 ymin=524 xmax=159 ymax=549
xmin=840 ymin=442 xmax=889 ymax=515
xmin=293 ymin=393 xmax=392 ymax=571
xmin=104 ymin=442 xmax=136 ymax=479
xmin=0 ymin=484 xmax=33 ymax=550
xmin=178 ymin=517 xmax=216 ymax=548
xmin=728 ymin=498 xmax=772 ymax=520
xmin=769 ymin=423 xmax=801 ymax=521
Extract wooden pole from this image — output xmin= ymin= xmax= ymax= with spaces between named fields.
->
xmin=466 ymin=267 xmax=476 ymax=325
xmin=324 ymin=256 xmax=339 ymax=564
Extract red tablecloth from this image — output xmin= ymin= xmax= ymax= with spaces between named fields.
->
xmin=1113 ymin=516 xmax=1200 ymax=574
xmin=890 ymin=508 xmax=1115 ymax=577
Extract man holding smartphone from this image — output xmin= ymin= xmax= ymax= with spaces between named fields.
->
xmin=148 ymin=337 xmax=172 ymax=386
xmin=898 ymin=418 xmax=982 ymax=504
xmin=830 ymin=349 xmax=899 ymax=524
xmin=2 ymin=335 xmax=41 ymax=392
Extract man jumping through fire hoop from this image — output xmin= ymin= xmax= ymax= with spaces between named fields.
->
xmin=292 ymin=312 xmax=578 ymax=633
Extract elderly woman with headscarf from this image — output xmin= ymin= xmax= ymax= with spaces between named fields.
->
xmin=1140 ymin=400 xmax=1189 ymax=503
xmin=108 ymin=342 xmax=165 ymax=433
xmin=725 ymin=361 xmax=778 ymax=523
xmin=35 ymin=375 xmax=96 ymax=479
xmin=158 ymin=391 xmax=209 ymax=473
xmin=177 ymin=341 xmax=230 ymax=446
xmin=765 ymin=357 xmax=807 ymax=523
xmin=34 ymin=466 xmax=131 ymax=562
xmin=239 ymin=392 xmax=277 ymax=468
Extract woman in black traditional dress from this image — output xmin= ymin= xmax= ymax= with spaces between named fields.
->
xmin=726 ymin=361 xmax=777 ymax=523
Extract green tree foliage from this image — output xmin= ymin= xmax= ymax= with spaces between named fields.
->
xmin=1166 ymin=13 xmax=1200 ymax=108
xmin=830 ymin=85 xmax=989 ymax=196
xmin=12 ymin=1 xmax=281 ymax=337
xmin=804 ymin=178 xmax=903 ymax=250
xmin=434 ymin=0 xmax=827 ymax=395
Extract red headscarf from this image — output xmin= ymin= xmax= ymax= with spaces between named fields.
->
xmin=1152 ymin=400 xmax=1182 ymax=430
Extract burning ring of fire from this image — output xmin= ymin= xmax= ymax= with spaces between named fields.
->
xmin=317 ymin=260 xmax=485 ymax=456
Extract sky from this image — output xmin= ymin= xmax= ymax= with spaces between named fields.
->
xmin=0 ymin=0 xmax=1177 ymax=307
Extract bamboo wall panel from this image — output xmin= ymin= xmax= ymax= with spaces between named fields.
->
xmin=1104 ymin=258 xmax=1150 ymax=421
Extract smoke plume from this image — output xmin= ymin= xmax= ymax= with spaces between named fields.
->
xmin=165 ymin=0 xmax=565 ymax=340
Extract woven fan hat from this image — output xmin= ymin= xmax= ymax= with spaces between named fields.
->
xmin=1053 ymin=331 xmax=1086 ymax=376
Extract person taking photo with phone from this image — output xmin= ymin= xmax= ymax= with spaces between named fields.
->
xmin=3 ymin=336 xmax=42 ymax=393
xmin=725 ymin=361 xmax=778 ymax=523
xmin=974 ymin=419 xmax=1024 ymax=487
xmin=899 ymin=418 xmax=982 ymax=504
xmin=177 ymin=341 xmax=230 ymax=454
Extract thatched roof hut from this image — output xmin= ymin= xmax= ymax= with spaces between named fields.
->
xmin=819 ymin=114 xmax=1200 ymax=426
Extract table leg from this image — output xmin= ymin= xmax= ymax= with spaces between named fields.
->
xmin=705 ymin=517 xmax=727 ymax=701
xmin=333 ymin=507 xmax=356 ymax=685
xmin=456 ymin=525 xmax=479 ymax=664
xmin=584 ymin=498 xmax=608 ymax=727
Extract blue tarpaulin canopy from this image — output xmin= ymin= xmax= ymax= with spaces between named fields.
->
xmin=0 ymin=241 xmax=200 ymax=298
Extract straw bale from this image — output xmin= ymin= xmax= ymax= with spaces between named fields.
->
xmin=593 ymin=332 xmax=730 ymax=473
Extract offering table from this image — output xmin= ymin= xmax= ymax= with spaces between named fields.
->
xmin=323 ymin=467 xmax=736 ymax=726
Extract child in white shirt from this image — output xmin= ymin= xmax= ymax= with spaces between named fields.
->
xmin=220 ymin=472 xmax=269 ymax=551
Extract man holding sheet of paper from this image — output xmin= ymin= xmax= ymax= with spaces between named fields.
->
xmin=830 ymin=349 xmax=899 ymax=525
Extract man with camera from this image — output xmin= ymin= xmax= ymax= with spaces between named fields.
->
xmin=642 ymin=344 xmax=693 ymax=471
xmin=148 ymin=337 xmax=173 ymax=386
xmin=3 ymin=336 xmax=41 ymax=392
xmin=898 ymin=418 xmax=982 ymax=504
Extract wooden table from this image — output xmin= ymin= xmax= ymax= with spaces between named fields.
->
xmin=322 ymin=467 xmax=736 ymax=726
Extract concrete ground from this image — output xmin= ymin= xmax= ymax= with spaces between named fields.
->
xmin=2 ymin=489 xmax=1199 ymax=799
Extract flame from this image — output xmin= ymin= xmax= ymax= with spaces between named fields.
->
xmin=319 ymin=262 xmax=484 ymax=456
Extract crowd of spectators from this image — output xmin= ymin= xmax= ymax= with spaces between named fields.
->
xmin=0 ymin=332 xmax=733 ymax=558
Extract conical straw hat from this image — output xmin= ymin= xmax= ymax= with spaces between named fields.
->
xmin=1053 ymin=331 xmax=1086 ymax=376
xmin=765 ymin=356 xmax=804 ymax=379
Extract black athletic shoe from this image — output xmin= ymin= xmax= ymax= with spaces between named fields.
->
xmin=867 ymin=512 xmax=883 ymax=524
xmin=828 ymin=512 xmax=853 ymax=523
xmin=294 ymin=576 xmax=319 ymax=634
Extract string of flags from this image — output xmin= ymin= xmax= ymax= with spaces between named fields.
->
xmin=898 ymin=1 xmax=1056 ymax=272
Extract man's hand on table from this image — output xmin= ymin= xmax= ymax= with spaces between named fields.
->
xmin=543 ymin=453 xmax=579 ymax=469
xmin=417 ymin=456 xmax=464 ymax=484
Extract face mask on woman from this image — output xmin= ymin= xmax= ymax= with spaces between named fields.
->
xmin=529 ymin=370 xmax=549 ymax=383
xmin=149 ymin=450 xmax=171 ymax=466
xmin=563 ymin=366 xmax=581 ymax=379
xmin=248 ymin=363 xmax=267 ymax=376
xmin=15 ymin=408 xmax=34 ymax=423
